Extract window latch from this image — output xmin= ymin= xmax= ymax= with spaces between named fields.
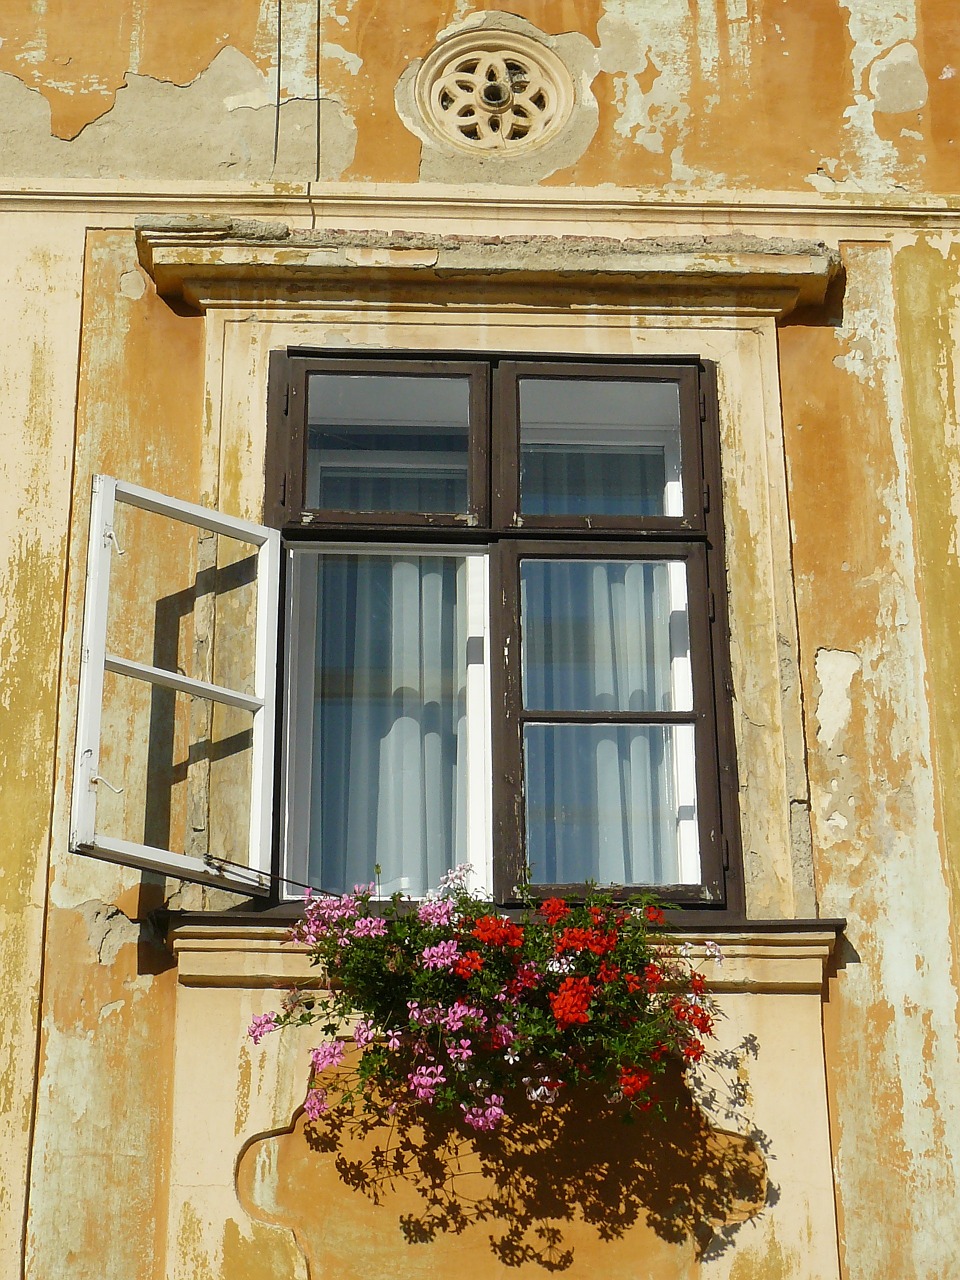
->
xmin=466 ymin=636 xmax=484 ymax=665
xmin=91 ymin=773 xmax=124 ymax=795
xmin=103 ymin=528 xmax=126 ymax=556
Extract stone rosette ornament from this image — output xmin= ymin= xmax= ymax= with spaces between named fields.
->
xmin=395 ymin=13 xmax=600 ymax=183
xmin=249 ymin=867 xmax=719 ymax=1133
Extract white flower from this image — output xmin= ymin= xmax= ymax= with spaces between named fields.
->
xmin=524 ymin=1080 xmax=560 ymax=1105
xmin=704 ymin=940 xmax=725 ymax=964
xmin=545 ymin=955 xmax=574 ymax=975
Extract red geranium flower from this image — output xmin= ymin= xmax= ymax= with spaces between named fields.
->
xmin=644 ymin=905 xmax=665 ymax=925
xmin=472 ymin=915 xmax=524 ymax=948
xmin=618 ymin=1066 xmax=652 ymax=1098
xmin=452 ymin=949 xmax=484 ymax=978
xmin=549 ymin=976 xmax=595 ymax=1029
xmin=555 ymin=926 xmax=617 ymax=956
xmin=597 ymin=960 xmax=620 ymax=984
xmin=540 ymin=897 xmax=570 ymax=925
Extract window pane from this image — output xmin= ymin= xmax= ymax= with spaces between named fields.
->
xmin=519 ymin=378 xmax=682 ymax=517
xmin=523 ymin=723 xmax=699 ymax=886
xmin=306 ymin=373 xmax=470 ymax=512
xmin=520 ymin=559 xmax=692 ymax=713
xmin=300 ymin=552 xmax=469 ymax=896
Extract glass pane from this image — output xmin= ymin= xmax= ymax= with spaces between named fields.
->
xmin=519 ymin=378 xmax=682 ymax=517
xmin=306 ymin=373 xmax=470 ymax=513
xmin=520 ymin=559 xmax=692 ymax=713
xmin=523 ymin=724 xmax=699 ymax=886
xmin=301 ymin=553 xmax=469 ymax=896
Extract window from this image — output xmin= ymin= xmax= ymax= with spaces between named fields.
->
xmin=270 ymin=353 xmax=739 ymax=906
xmin=72 ymin=355 xmax=738 ymax=908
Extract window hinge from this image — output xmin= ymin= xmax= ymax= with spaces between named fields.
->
xmin=708 ymin=590 xmax=716 ymax=622
xmin=283 ymin=385 xmax=290 ymax=416
xmin=699 ymin=389 xmax=707 ymax=421
xmin=721 ymin=836 xmax=730 ymax=870
xmin=703 ymin=482 xmax=711 ymax=513
xmin=279 ymin=473 xmax=286 ymax=505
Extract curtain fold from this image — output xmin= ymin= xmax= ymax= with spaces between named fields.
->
xmin=308 ymin=553 xmax=467 ymax=896
xmin=521 ymin=558 xmax=692 ymax=887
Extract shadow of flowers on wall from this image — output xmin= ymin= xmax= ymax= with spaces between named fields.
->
xmin=238 ymin=1052 xmax=769 ymax=1276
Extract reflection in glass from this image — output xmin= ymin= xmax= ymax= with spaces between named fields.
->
xmin=520 ymin=558 xmax=691 ymax=714
xmin=524 ymin=723 xmax=699 ymax=886
xmin=306 ymin=374 xmax=470 ymax=513
xmin=519 ymin=378 xmax=682 ymax=517
xmin=302 ymin=553 xmax=469 ymax=896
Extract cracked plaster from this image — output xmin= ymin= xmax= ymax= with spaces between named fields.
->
xmin=0 ymin=44 xmax=356 ymax=181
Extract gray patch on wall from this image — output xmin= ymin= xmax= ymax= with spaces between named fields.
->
xmin=868 ymin=42 xmax=928 ymax=115
xmin=0 ymin=45 xmax=356 ymax=181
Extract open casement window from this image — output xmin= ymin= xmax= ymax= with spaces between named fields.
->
xmin=71 ymin=476 xmax=280 ymax=894
xmin=271 ymin=352 xmax=739 ymax=909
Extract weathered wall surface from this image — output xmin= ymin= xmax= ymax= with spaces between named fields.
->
xmin=779 ymin=239 xmax=960 ymax=1278
xmin=0 ymin=214 xmax=85 ymax=1272
xmin=0 ymin=0 xmax=956 ymax=190
xmin=20 ymin=230 xmax=208 ymax=1279
xmin=0 ymin=1 xmax=958 ymax=1279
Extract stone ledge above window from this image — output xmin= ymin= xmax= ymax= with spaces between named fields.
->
xmin=134 ymin=218 xmax=841 ymax=317
xmin=170 ymin=919 xmax=844 ymax=991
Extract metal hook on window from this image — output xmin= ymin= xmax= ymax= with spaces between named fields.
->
xmin=91 ymin=774 xmax=124 ymax=795
xmin=104 ymin=528 xmax=126 ymax=556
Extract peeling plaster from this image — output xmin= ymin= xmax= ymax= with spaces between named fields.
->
xmin=0 ymin=44 xmax=355 ymax=181
xmin=597 ymin=0 xmax=694 ymax=168
xmin=869 ymin=42 xmax=928 ymax=114
xmin=806 ymin=245 xmax=960 ymax=1276
xmin=78 ymin=898 xmax=143 ymax=966
xmin=814 ymin=648 xmax=861 ymax=751
xmin=808 ymin=0 xmax=923 ymax=191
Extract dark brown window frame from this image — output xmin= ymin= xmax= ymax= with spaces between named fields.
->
xmin=267 ymin=350 xmax=742 ymax=914
xmin=491 ymin=539 xmax=724 ymax=905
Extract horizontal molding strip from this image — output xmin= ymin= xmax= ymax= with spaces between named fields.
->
xmin=170 ymin=922 xmax=840 ymax=993
xmin=0 ymin=181 xmax=958 ymax=229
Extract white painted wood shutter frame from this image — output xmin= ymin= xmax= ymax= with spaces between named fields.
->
xmin=71 ymin=475 xmax=280 ymax=894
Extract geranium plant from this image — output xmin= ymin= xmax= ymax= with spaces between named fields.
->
xmin=249 ymin=866 xmax=719 ymax=1131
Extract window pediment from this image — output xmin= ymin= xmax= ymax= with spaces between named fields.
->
xmin=134 ymin=218 xmax=841 ymax=317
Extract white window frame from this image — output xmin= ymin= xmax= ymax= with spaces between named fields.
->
xmin=71 ymin=475 xmax=280 ymax=894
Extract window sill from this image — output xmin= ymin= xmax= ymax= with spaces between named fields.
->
xmin=169 ymin=916 xmax=844 ymax=992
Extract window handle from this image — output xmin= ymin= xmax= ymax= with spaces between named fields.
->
xmin=103 ymin=527 xmax=126 ymax=556
xmin=91 ymin=773 xmax=125 ymax=795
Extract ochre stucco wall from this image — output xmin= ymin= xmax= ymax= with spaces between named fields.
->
xmin=0 ymin=2 xmax=959 ymax=1278
xmin=780 ymin=240 xmax=960 ymax=1278
xmin=0 ymin=0 xmax=957 ymax=190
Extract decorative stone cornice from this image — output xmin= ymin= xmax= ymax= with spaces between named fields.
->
xmin=170 ymin=921 xmax=840 ymax=993
xmin=135 ymin=217 xmax=841 ymax=317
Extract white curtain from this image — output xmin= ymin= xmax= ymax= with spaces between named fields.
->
xmin=308 ymin=553 xmax=467 ymax=896
xmin=520 ymin=558 xmax=694 ymax=886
